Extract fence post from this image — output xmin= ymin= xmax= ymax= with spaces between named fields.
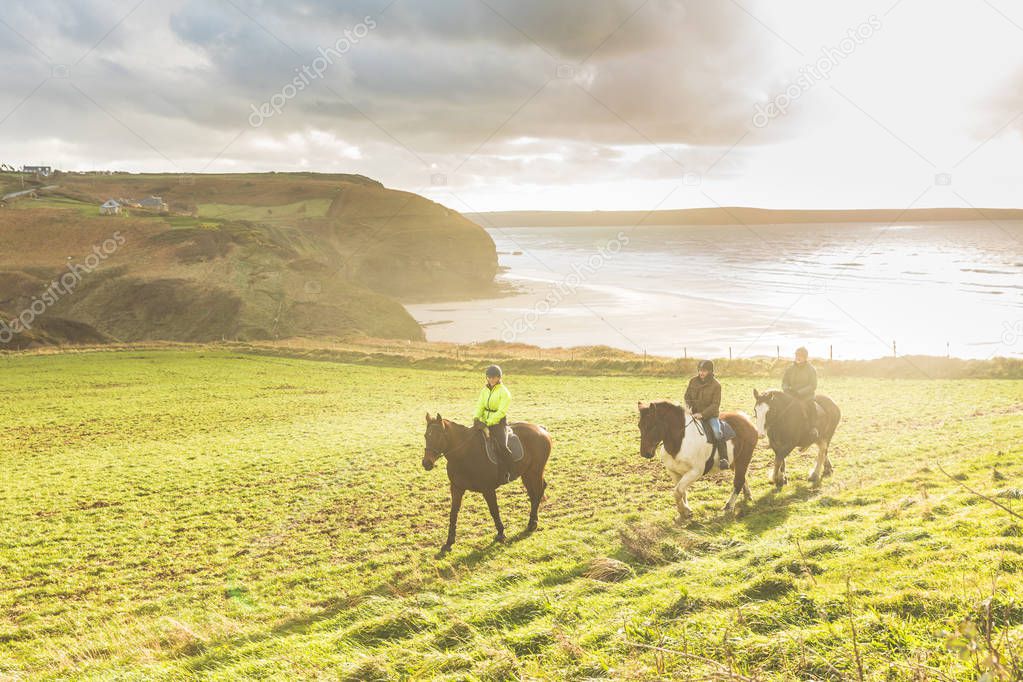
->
xmin=683 ymin=347 xmax=687 ymax=359
xmin=776 ymin=345 xmax=780 ymax=359
xmin=829 ymin=344 xmax=833 ymax=361
xmin=892 ymin=340 xmax=897 ymax=358
xmin=729 ymin=346 xmax=733 ymax=360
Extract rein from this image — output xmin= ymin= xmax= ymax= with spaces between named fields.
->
xmin=427 ymin=422 xmax=483 ymax=458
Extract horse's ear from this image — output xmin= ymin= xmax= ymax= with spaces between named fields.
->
xmin=638 ymin=401 xmax=648 ymax=412
xmin=426 ymin=412 xmax=432 ymax=423
xmin=435 ymin=413 xmax=442 ymax=422
xmin=753 ymin=389 xmax=760 ymax=400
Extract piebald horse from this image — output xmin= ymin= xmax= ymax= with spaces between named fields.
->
xmin=423 ymin=414 xmax=551 ymax=554
xmin=752 ymin=390 xmax=841 ymax=489
xmin=638 ymin=402 xmax=758 ymax=520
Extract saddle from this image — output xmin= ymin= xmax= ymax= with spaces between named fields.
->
xmin=702 ymin=420 xmax=736 ymax=444
xmin=483 ymin=425 xmax=525 ymax=465
xmin=699 ymin=419 xmax=736 ymax=475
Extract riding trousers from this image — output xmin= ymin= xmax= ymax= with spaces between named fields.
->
xmin=702 ymin=417 xmax=723 ymax=442
xmin=490 ymin=417 xmax=512 ymax=459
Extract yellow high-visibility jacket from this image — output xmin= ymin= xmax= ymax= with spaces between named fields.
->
xmin=474 ymin=382 xmax=511 ymax=426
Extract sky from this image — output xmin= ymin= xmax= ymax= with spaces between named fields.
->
xmin=2 ymin=0 xmax=1023 ymax=211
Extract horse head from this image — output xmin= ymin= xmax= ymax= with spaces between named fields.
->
xmin=423 ymin=412 xmax=446 ymax=470
xmin=637 ymin=400 xmax=684 ymax=458
xmin=753 ymin=389 xmax=788 ymax=438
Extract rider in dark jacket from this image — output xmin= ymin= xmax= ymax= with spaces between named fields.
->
xmin=782 ymin=347 xmax=818 ymax=441
xmin=685 ymin=360 xmax=729 ymax=469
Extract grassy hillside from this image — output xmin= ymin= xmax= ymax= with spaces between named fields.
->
xmin=2 ymin=350 xmax=1021 ymax=680
xmin=0 ymin=172 xmax=499 ymax=348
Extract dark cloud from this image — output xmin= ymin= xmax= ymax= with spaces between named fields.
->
xmin=0 ymin=0 xmax=783 ymax=186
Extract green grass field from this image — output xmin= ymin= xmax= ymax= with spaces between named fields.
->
xmin=197 ymin=200 xmax=331 ymax=224
xmin=2 ymin=350 xmax=1021 ymax=680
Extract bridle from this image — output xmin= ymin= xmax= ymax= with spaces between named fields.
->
xmin=425 ymin=421 xmax=480 ymax=459
xmin=643 ymin=404 xmax=693 ymax=456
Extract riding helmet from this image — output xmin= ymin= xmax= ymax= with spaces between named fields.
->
xmin=698 ymin=360 xmax=714 ymax=373
xmin=485 ymin=364 xmax=503 ymax=378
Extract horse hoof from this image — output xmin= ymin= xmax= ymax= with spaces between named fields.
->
xmin=495 ymin=534 xmax=507 ymax=543
xmin=437 ymin=544 xmax=452 ymax=557
xmin=526 ymin=522 xmax=538 ymax=533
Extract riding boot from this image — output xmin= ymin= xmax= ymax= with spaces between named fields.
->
xmin=805 ymin=400 xmax=819 ymax=442
xmin=717 ymin=440 xmax=729 ymax=470
xmin=495 ymin=457 xmax=511 ymax=484
xmin=498 ymin=453 xmax=513 ymax=484
xmin=495 ymin=424 xmax=514 ymax=484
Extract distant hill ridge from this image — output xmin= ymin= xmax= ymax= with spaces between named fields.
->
xmin=468 ymin=206 xmax=1023 ymax=227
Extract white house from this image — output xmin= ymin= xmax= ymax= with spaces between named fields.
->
xmin=100 ymin=199 xmax=121 ymax=216
xmin=137 ymin=195 xmax=168 ymax=212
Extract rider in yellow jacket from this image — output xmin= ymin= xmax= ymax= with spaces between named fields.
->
xmin=474 ymin=365 xmax=513 ymax=482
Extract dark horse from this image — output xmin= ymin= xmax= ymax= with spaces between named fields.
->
xmin=423 ymin=414 xmax=552 ymax=554
xmin=752 ymin=390 xmax=841 ymax=489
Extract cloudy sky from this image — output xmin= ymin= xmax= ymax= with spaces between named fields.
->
xmin=2 ymin=0 xmax=1023 ymax=211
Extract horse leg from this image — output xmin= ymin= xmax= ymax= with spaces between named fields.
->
xmin=725 ymin=441 xmax=752 ymax=514
xmin=823 ymin=441 xmax=835 ymax=477
xmin=771 ymin=448 xmax=791 ymax=490
xmin=742 ymin=481 xmax=753 ymax=501
xmin=482 ymin=488 xmax=506 ymax=543
xmin=673 ymin=469 xmax=702 ymax=523
xmin=808 ymin=443 xmax=823 ymax=484
xmin=769 ymin=452 xmax=782 ymax=487
xmin=523 ymin=471 xmax=544 ymax=533
xmin=441 ymin=484 xmax=465 ymax=554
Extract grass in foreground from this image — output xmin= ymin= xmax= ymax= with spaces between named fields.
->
xmin=1 ymin=350 xmax=1021 ymax=680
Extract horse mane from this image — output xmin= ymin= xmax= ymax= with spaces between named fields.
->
xmin=645 ymin=400 xmax=682 ymax=413
xmin=440 ymin=418 xmax=471 ymax=433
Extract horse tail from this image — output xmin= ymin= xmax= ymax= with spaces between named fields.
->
xmin=815 ymin=395 xmax=841 ymax=441
xmin=722 ymin=412 xmax=757 ymax=495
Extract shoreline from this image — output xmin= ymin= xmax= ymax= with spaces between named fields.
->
xmin=467 ymin=208 xmax=1023 ymax=228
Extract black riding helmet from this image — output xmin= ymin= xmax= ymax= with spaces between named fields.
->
xmin=485 ymin=364 xmax=503 ymax=379
xmin=698 ymin=360 xmax=714 ymax=374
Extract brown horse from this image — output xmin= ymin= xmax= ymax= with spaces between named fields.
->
xmin=752 ymin=390 xmax=841 ymax=489
xmin=423 ymin=414 xmax=551 ymax=554
xmin=638 ymin=402 xmax=759 ymax=520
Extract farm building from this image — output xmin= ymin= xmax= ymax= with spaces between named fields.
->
xmin=22 ymin=165 xmax=52 ymax=176
xmin=137 ymin=196 xmax=168 ymax=212
xmin=100 ymin=199 xmax=121 ymax=216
